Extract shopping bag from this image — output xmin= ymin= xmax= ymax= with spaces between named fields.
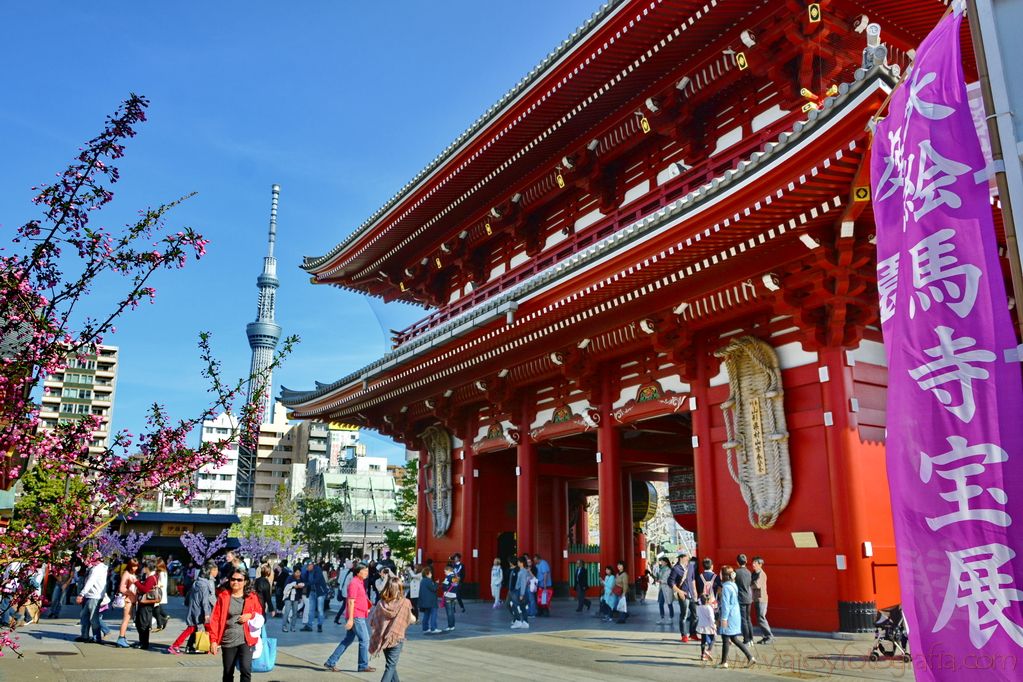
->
xmin=539 ymin=588 xmax=552 ymax=607
xmin=194 ymin=629 xmax=211 ymax=653
xmin=252 ymin=627 xmax=277 ymax=673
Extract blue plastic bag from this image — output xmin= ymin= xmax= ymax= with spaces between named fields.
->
xmin=252 ymin=627 xmax=277 ymax=673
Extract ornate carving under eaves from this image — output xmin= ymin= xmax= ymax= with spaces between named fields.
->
xmin=612 ymin=380 xmax=690 ymax=424
xmin=714 ymin=336 xmax=792 ymax=529
xmin=530 ymin=403 xmax=599 ymax=442
xmin=421 ymin=425 xmax=453 ymax=537
xmin=474 ymin=421 xmax=520 ymax=454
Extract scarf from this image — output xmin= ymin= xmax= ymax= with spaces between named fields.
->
xmin=368 ymin=598 xmax=413 ymax=655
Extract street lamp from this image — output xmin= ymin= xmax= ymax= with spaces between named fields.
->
xmin=360 ymin=509 xmax=371 ymax=561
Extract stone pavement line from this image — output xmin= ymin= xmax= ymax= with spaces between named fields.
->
xmin=0 ymin=599 xmax=914 ymax=681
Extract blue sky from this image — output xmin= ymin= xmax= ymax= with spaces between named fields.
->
xmin=1 ymin=1 xmax=603 ymax=463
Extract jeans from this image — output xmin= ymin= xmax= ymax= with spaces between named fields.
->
xmin=676 ymin=596 xmax=693 ymax=637
xmin=325 ymin=617 xmax=369 ymax=670
xmin=282 ymin=600 xmax=299 ymax=630
xmin=222 ymin=643 xmax=253 ymax=682
xmin=739 ymin=602 xmax=753 ymax=642
xmin=305 ymin=594 xmax=325 ymax=626
xmin=420 ymin=607 xmax=437 ymax=632
xmin=445 ymin=601 xmax=456 ymax=628
xmin=755 ymin=600 xmax=773 ymax=639
xmin=79 ymin=597 xmax=102 ymax=640
xmin=657 ymin=588 xmax=674 ymax=619
xmin=381 ymin=641 xmax=403 ymax=682
xmin=514 ymin=597 xmax=529 ymax=623
xmin=50 ymin=584 xmax=65 ymax=617
xmin=506 ymin=591 xmax=519 ymax=620
xmin=526 ymin=592 xmax=537 ymax=616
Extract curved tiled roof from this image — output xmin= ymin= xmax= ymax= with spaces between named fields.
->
xmin=301 ymin=0 xmax=626 ymax=273
xmin=281 ymin=65 xmax=896 ymax=409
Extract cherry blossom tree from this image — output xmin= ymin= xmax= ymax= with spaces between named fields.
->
xmin=0 ymin=95 xmax=296 ymax=655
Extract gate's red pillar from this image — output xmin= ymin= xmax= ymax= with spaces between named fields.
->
xmin=552 ymin=478 xmax=568 ymax=586
xmin=598 ymin=367 xmax=624 ymax=572
xmin=820 ymin=346 xmax=885 ymax=629
xmin=461 ymin=439 xmax=478 ymax=592
xmin=621 ymin=471 xmax=634 ymax=575
xmin=416 ymin=448 xmax=429 ymax=563
xmin=692 ymin=345 xmax=718 ymax=558
xmin=516 ymin=403 xmax=538 ymax=555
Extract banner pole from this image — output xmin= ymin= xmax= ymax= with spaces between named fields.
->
xmin=966 ymin=0 xmax=1023 ymax=340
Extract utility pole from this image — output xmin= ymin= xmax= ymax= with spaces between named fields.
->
xmin=361 ymin=509 xmax=371 ymax=560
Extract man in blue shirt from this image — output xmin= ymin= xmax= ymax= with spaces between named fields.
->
xmin=300 ymin=560 xmax=329 ymax=632
xmin=533 ymin=553 xmax=552 ymax=617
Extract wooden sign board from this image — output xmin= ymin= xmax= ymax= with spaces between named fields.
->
xmin=161 ymin=522 xmax=194 ymax=536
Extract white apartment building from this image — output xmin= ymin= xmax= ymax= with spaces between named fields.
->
xmin=40 ymin=345 xmax=119 ymax=454
xmin=163 ymin=412 xmax=240 ymax=514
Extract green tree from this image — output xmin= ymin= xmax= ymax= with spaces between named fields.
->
xmin=383 ymin=457 xmax=417 ymax=564
xmin=230 ymin=484 xmax=298 ymax=544
xmin=10 ymin=465 xmax=89 ymax=535
xmin=293 ymin=496 xmax=344 ymax=559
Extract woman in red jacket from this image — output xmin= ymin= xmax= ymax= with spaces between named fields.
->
xmin=208 ymin=569 xmax=263 ymax=682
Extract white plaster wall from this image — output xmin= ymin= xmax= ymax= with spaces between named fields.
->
xmin=509 ymin=251 xmax=529 ymax=268
xmin=847 ymin=340 xmax=887 ymax=367
xmin=575 ymin=208 xmax=604 ymax=231
xmin=621 ymin=180 xmax=650 ymax=206
xmin=544 ymin=230 xmax=568 ymax=250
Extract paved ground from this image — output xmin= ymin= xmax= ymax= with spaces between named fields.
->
xmin=0 ymin=597 xmax=914 ymax=681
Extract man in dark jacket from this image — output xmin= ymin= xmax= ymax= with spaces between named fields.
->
xmin=669 ymin=552 xmax=694 ymax=642
xmin=735 ymin=553 xmax=754 ymax=643
xmin=573 ymin=559 xmax=591 ymax=612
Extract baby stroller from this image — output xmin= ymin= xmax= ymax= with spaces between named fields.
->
xmin=869 ymin=604 xmax=910 ymax=662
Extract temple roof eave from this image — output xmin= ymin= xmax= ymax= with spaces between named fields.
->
xmin=281 ymin=66 xmax=896 ymax=417
xmin=300 ymin=0 xmax=628 ymax=276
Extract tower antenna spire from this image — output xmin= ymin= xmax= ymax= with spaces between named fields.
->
xmin=238 ymin=184 xmax=283 ymax=511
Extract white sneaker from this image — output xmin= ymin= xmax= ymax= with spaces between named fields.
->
xmin=431 ymin=629 xmax=442 ymax=633
xmin=520 ymin=621 xmax=530 ymax=629
xmin=510 ymin=621 xmax=522 ymax=629
xmin=443 ymin=627 xmax=454 ymax=632
xmin=656 ymin=619 xmax=665 ymax=624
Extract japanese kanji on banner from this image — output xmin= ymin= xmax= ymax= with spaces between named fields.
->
xmin=871 ymin=8 xmax=1023 ymax=680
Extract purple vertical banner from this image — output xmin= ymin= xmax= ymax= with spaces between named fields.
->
xmin=871 ymin=9 xmax=1023 ymax=680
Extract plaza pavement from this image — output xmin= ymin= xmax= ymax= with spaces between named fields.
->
xmin=0 ymin=596 xmax=914 ymax=681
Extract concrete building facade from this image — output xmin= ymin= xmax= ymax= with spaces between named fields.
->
xmin=40 ymin=345 xmax=119 ymax=455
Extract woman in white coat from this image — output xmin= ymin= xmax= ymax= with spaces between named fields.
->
xmin=490 ymin=559 xmax=504 ymax=608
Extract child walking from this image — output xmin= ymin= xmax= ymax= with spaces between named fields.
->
xmin=369 ymin=577 xmax=415 ymax=682
xmin=441 ymin=563 xmax=460 ymax=632
xmin=490 ymin=558 xmax=503 ymax=608
xmin=696 ymin=593 xmax=717 ymax=662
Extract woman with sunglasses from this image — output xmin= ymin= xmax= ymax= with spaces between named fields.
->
xmin=208 ymin=569 xmax=264 ymax=682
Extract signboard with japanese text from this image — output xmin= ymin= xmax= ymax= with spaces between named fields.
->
xmin=668 ymin=466 xmax=697 ymax=515
xmin=871 ymin=9 xmax=1023 ymax=679
xmin=160 ymin=522 xmax=193 ymax=537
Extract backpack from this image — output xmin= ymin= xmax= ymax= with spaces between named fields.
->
xmin=338 ymin=570 xmax=352 ymax=600
xmin=700 ymin=571 xmax=717 ymax=605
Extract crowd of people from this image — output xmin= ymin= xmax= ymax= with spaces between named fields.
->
xmin=592 ymin=551 xmax=775 ymax=669
xmin=3 ymin=545 xmax=778 ymax=678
